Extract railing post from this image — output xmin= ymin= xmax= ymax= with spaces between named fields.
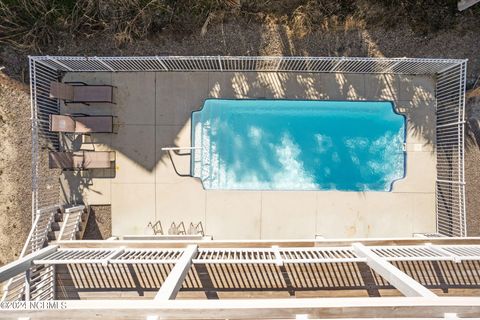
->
xmin=154 ymin=245 xmax=198 ymax=300
xmin=352 ymin=243 xmax=437 ymax=298
xmin=58 ymin=212 xmax=70 ymax=241
xmin=271 ymin=246 xmax=283 ymax=266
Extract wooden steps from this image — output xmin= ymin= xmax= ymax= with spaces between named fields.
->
xmin=49 ymin=206 xmax=90 ymax=242
xmin=1 ymin=204 xmax=89 ymax=302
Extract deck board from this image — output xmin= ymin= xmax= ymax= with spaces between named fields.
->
xmin=55 ymin=260 xmax=480 ymax=299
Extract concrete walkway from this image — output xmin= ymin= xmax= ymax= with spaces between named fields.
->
xmin=60 ymin=71 xmax=436 ymax=239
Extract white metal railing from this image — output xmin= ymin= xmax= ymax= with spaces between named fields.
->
xmin=28 ymin=56 xmax=467 ymax=237
xmin=57 ymin=206 xmax=85 ymax=241
xmin=30 ymin=58 xmax=61 ymax=221
xmin=1 ymin=205 xmax=60 ymax=301
xmin=194 ymin=248 xmax=278 ymax=265
xmin=161 ymin=146 xmax=202 ymax=151
xmin=30 ymin=56 xmax=462 ymax=74
xmin=33 ymin=248 xmax=184 ymax=265
xmin=2 ymin=239 xmax=480 ymax=314
xmin=21 ymin=205 xmax=59 ymax=256
xmin=435 ymin=61 xmax=467 ymax=237
xmin=30 ymin=244 xmax=480 ymax=266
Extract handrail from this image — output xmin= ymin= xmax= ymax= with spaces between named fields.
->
xmin=19 ymin=214 xmax=42 ymax=258
xmin=161 ymin=146 xmax=201 ymax=151
xmin=161 ymin=147 xmax=194 ymax=177
xmin=58 ymin=207 xmax=84 ymax=240
xmin=64 ymin=205 xmax=85 ymax=213
xmin=57 ymin=212 xmax=70 ymax=241
xmin=2 ymin=205 xmax=60 ymax=301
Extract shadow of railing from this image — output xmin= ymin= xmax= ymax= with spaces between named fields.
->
xmin=55 ymin=260 xmax=480 ymax=299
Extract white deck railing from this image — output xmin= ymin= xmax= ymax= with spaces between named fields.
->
xmin=57 ymin=206 xmax=85 ymax=241
xmin=28 ymin=244 xmax=480 ymax=266
xmin=1 ymin=205 xmax=60 ymax=302
xmin=28 ymin=56 xmax=467 ymax=237
xmin=2 ymin=238 xmax=480 ymax=316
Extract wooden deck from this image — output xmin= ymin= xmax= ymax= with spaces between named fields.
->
xmin=1 ymin=238 xmax=480 ymax=319
xmin=55 ymin=252 xmax=480 ymax=299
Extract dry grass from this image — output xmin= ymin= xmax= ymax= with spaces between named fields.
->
xmin=1 ymin=0 xmax=477 ymax=50
xmin=0 ymin=0 xmax=229 ymax=48
xmin=0 ymin=0 xmax=67 ymax=50
xmin=0 ymin=0 xmax=175 ymax=48
xmin=290 ymin=1 xmax=357 ymax=37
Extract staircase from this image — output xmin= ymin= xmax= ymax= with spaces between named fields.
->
xmin=51 ymin=206 xmax=89 ymax=241
xmin=1 ymin=204 xmax=90 ymax=302
xmin=1 ymin=205 xmax=60 ymax=301
xmin=192 ymin=108 xmax=220 ymax=189
xmin=191 ymin=112 xmax=206 ymax=180
xmin=22 ymin=206 xmax=60 ymax=256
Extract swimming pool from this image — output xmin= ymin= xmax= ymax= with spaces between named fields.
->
xmin=191 ymin=99 xmax=405 ymax=191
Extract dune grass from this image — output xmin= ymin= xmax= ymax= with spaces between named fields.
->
xmin=0 ymin=0 xmax=476 ymax=50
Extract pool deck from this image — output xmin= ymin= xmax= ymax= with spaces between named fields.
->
xmin=60 ymin=71 xmax=436 ymax=239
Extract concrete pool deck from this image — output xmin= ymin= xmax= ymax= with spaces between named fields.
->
xmin=59 ymin=71 xmax=436 ymax=239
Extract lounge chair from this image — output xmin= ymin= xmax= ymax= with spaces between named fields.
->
xmin=49 ymin=114 xmax=114 ymax=133
xmin=49 ymin=151 xmax=115 ymax=170
xmin=49 ymin=81 xmax=114 ymax=104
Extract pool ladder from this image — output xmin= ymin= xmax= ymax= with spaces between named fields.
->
xmin=147 ymin=221 xmax=204 ymax=236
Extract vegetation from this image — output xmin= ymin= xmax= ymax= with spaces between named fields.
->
xmin=0 ymin=0 xmax=477 ymax=50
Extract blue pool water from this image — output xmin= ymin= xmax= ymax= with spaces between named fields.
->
xmin=191 ymin=99 xmax=405 ymax=191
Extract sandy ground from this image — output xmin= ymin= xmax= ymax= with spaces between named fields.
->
xmin=0 ymin=18 xmax=479 ymax=264
xmin=0 ymin=75 xmax=32 ymax=265
xmin=466 ymin=91 xmax=480 ymax=236
xmin=83 ymin=205 xmax=112 ymax=240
